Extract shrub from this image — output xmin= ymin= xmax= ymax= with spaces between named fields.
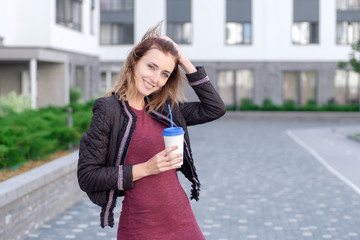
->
xmin=306 ymin=99 xmax=317 ymax=106
xmin=319 ymin=104 xmax=359 ymax=111
xmin=300 ymin=99 xmax=318 ymax=111
xmin=282 ymin=99 xmax=296 ymax=111
xmin=50 ymin=126 xmax=80 ymax=149
xmin=0 ymin=101 xmax=93 ymax=169
xmin=225 ymin=104 xmax=237 ymax=111
xmin=0 ymin=91 xmax=31 ymax=117
xmin=70 ymin=87 xmax=83 ymax=104
xmin=240 ymin=98 xmax=259 ymax=110
xmin=0 ymin=144 xmax=8 ymax=165
xmin=229 ymin=97 xmax=359 ymax=112
xmin=262 ymin=98 xmax=280 ymax=110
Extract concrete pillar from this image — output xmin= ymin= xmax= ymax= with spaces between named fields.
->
xmin=64 ymin=62 xmax=70 ymax=105
xmin=106 ymin=70 xmax=112 ymax=91
xmin=84 ymin=65 xmax=90 ymax=101
xmin=30 ymin=59 xmax=37 ymax=109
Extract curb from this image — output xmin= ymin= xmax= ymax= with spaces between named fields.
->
xmin=223 ymin=111 xmax=360 ymax=121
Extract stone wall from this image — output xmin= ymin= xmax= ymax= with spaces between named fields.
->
xmin=0 ymin=151 xmax=85 ymax=240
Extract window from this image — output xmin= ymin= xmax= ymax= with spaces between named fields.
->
xmin=218 ymin=71 xmax=234 ymax=106
xmin=226 ymin=22 xmax=251 ymax=45
xmin=337 ymin=0 xmax=360 ymax=10
xmin=337 ymin=0 xmax=360 ymax=44
xmin=56 ymin=0 xmax=82 ymax=31
xmin=292 ymin=0 xmax=319 ymax=44
xmin=101 ymin=0 xmax=133 ymax=11
xmin=166 ymin=22 xmax=192 ymax=44
xmin=283 ymin=71 xmax=317 ymax=106
xmin=225 ymin=0 xmax=252 ymax=45
xmin=100 ymin=71 xmax=120 ymax=92
xmin=100 ymin=72 xmax=107 ymax=92
xmin=167 ymin=0 xmax=192 ymax=44
xmin=218 ymin=70 xmax=254 ymax=107
xmin=90 ymin=0 xmax=95 ymax=35
xmin=292 ymin=22 xmax=319 ymax=44
xmin=337 ymin=22 xmax=360 ymax=44
xmin=100 ymin=23 xmax=133 ymax=44
xmin=335 ymin=70 xmax=360 ymax=104
xmin=100 ymin=0 xmax=134 ymax=45
xmin=75 ymin=66 xmax=85 ymax=94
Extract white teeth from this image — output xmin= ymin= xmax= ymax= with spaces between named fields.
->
xmin=144 ymin=81 xmax=153 ymax=88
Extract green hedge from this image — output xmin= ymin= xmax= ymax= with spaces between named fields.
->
xmin=0 ymin=100 xmax=94 ymax=169
xmin=226 ymin=98 xmax=360 ymax=112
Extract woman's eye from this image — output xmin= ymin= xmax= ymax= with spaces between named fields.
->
xmin=148 ymin=64 xmax=155 ymax=70
xmin=162 ymin=73 xmax=169 ymax=78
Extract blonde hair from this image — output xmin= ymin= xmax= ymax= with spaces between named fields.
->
xmin=105 ymin=23 xmax=185 ymax=112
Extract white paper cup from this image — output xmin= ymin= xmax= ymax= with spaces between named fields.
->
xmin=162 ymin=127 xmax=184 ymax=166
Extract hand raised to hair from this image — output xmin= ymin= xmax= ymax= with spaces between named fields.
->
xmin=159 ymin=36 xmax=197 ymax=74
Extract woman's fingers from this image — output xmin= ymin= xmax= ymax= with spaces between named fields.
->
xmin=160 ymin=145 xmax=178 ymax=156
xmin=159 ymin=36 xmax=180 ymax=51
xmin=168 ymin=157 xmax=183 ymax=168
xmin=145 ymin=146 xmax=183 ymax=175
xmin=158 ymin=151 xmax=183 ymax=169
xmin=160 ymin=158 xmax=182 ymax=171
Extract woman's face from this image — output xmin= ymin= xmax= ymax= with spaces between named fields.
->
xmin=133 ymin=48 xmax=176 ymax=98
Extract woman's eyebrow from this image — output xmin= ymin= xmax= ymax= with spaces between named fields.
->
xmin=150 ymin=62 xmax=159 ymax=69
xmin=151 ymin=62 xmax=171 ymax=74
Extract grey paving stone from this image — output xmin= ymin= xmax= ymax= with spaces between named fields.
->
xmin=25 ymin=119 xmax=360 ymax=240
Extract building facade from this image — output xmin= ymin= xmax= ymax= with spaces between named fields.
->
xmin=0 ymin=0 xmax=101 ymax=108
xmin=100 ymin=0 xmax=360 ymax=108
xmin=0 ymin=0 xmax=359 ymax=109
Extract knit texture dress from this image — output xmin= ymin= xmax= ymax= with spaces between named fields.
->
xmin=117 ymin=107 xmax=205 ymax=240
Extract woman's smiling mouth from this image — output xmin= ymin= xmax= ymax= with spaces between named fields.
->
xmin=144 ymin=80 xmax=154 ymax=89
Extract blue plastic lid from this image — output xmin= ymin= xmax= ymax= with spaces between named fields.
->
xmin=162 ymin=127 xmax=185 ymax=136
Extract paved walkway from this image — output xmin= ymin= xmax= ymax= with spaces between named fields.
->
xmin=26 ymin=118 xmax=360 ymax=240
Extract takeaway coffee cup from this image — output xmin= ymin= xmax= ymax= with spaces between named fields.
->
xmin=162 ymin=127 xmax=185 ymax=166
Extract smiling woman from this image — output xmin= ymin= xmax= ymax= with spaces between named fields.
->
xmin=106 ymin=25 xmax=189 ymax=114
xmin=77 ymin=22 xmax=226 ymax=240
xmin=131 ymin=48 xmax=176 ymax=110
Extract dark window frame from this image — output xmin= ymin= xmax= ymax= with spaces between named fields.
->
xmin=217 ymin=69 xmax=255 ymax=109
xmin=56 ymin=0 xmax=83 ymax=31
xmin=282 ymin=70 xmax=318 ymax=106
xmin=335 ymin=69 xmax=360 ymax=105
xmin=292 ymin=0 xmax=320 ymax=45
xmin=292 ymin=21 xmax=320 ymax=45
xmin=166 ymin=22 xmax=193 ymax=45
xmin=100 ymin=0 xmax=134 ymax=11
xmin=100 ymin=23 xmax=134 ymax=45
xmin=225 ymin=0 xmax=252 ymax=45
xmin=336 ymin=0 xmax=360 ymax=11
xmin=225 ymin=22 xmax=252 ymax=45
xmin=166 ymin=0 xmax=192 ymax=45
xmin=336 ymin=21 xmax=360 ymax=45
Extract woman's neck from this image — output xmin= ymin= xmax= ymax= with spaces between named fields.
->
xmin=128 ymin=95 xmax=145 ymax=110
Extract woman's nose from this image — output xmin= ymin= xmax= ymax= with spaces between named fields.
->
xmin=151 ymin=71 xmax=161 ymax=83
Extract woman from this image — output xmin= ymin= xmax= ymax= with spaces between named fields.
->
xmin=77 ymin=24 xmax=226 ymax=239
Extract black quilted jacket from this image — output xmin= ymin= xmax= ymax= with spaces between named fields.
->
xmin=77 ymin=67 xmax=226 ymax=228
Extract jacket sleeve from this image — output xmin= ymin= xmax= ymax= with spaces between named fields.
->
xmin=179 ymin=66 xmax=226 ymax=126
xmin=77 ymin=98 xmax=134 ymax=192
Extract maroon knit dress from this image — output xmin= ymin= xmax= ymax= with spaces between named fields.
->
xmin=117 ymin=107 xmax=205 ymax=240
